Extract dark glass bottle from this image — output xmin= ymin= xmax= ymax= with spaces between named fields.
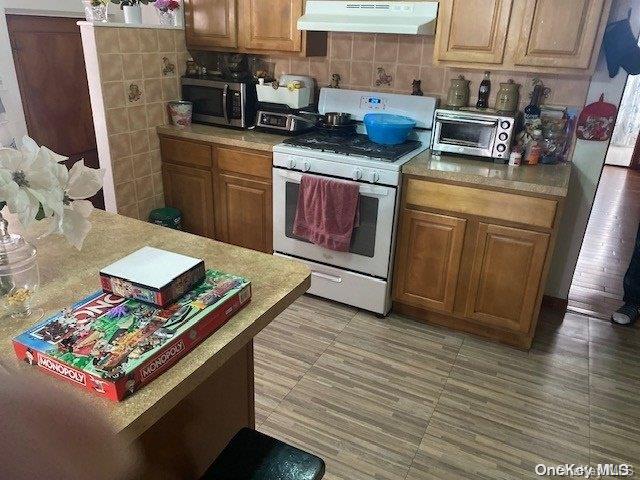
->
xmin=476 ymin=71 xmax=491 ymax=109
xmin=524 ymin=84 xmax=543 ymax=126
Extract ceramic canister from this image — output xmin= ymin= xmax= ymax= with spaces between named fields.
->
xmin=446 ymin=75 xmax=470 ymax=108
xmin=496 ymin=79 xmax=520 ymax=112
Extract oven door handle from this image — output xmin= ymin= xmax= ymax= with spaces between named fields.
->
xmin=435 ymin=115 xmax=498 ymax=126
xmin=222 ymin=84 xmax=230 ymax=124
xmin=275 ymin=169 xmax=390 ymax=196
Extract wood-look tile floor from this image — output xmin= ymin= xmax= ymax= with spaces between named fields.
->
xmin=254 ymin=295 xmax=640 ymax=479
xmin=569 ymin=166 xmax=640 ymax=319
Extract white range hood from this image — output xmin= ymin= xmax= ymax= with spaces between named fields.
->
xmin=297 ymin=1 xmax=438 ymax=35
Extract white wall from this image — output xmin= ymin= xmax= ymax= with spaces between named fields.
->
xmin=0 ymin=0 xmax=164 ymax=145
xmin=545 ymin=0 xmax=640 ymax=298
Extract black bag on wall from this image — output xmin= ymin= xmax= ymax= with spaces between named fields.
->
xmin=603 ymin=9 xmax=640 ymax=78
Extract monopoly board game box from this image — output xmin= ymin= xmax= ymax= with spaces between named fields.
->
xmin=100 ymin=246 xmax=206 ymax=307
xmin=13 ymin=270 xmax=251 ymax=401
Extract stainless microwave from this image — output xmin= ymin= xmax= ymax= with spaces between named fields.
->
xmin=431 ymin=108 xmax=519 ymax=161
xmin=181 ymin=77 xmax=257 ymax=129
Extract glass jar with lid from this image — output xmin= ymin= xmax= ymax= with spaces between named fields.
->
xmin=0 ymin=216 xmax=40 ymax=318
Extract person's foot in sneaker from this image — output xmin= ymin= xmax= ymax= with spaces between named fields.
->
xmin=612 ymin=303 xmax=640 ymax=325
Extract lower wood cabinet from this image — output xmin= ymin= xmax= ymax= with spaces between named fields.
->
xmin=464 ymin=223 xmax=549 ymax=333
xmin=216 ymin=173 xmax=272 ymax=253
xmin=393 ymin=177 xmax=562 ymax=349
xmin=160 ymin=135 xmax=273 ymax=254
xmin=393 ymin=210 xmax=466 ymax=314
xmin=162 ymin=163 xmax=215 ymax=238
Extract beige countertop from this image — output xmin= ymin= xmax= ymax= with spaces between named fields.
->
xmin=0 ymin=210 xmax=310 ymax=440
xmin=157 ymin=124 xmax=288 ymax=152
xmin=403 ymin=151 xmax=572 ymax=197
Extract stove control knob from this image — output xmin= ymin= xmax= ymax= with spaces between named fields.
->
xmin=352 ymin=169 xmax=362 ymax=181
xmin=302 ymin=161 xmax=311 ymax=172
xmin=287 ymin=158 xmax=296 ymax=169
xmin=371 ymin=172 xmax=380 ymax=183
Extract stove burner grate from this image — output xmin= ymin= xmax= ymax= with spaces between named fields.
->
xmin=283 ymin=132 xmax=421 ymax=162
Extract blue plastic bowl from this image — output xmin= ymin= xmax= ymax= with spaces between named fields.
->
xmin=363 ymin=113 xmax=416 ymax=145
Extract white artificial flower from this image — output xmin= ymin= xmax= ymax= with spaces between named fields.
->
xmin=0 ymin=136 xmax=104 ymax=250
xmin=0 ymin=144 xmax=63 ymax=227
xmin=59 ymin=200 xmax=94 ymax=250
xmin=66 ymin=160 xmax=104 ymax=201
xmin=47 ymin=160 xmax=105 ymax=249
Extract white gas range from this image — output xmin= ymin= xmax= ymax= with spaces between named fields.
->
xmin=272 ymin=88 xmax=437 ymax=315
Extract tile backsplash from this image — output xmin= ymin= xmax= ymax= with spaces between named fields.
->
xmin=247 ymin=33 xmax=591 ymax=111
xmin=93 ymin=26 xmax=188 ymax=221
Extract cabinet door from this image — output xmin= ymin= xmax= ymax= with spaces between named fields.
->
xmin=241 ymin=0 xmax=303 ymax=52
xmin=185 ymin=0 xmax=238 ymax=48
xmin=393 ymin=210 xmax=466 ymax=313
xmin=162 ymin=163 xmax=215 ymax=238
xmin=465 ymin=223 xmax=549 ymax=333
xmin=435 ymin=0 xmax=513 ymax=63
xmin=513 ymin=0 xmax=608 ymax=69
xmin=217 ymin=173 xmax=272 ymax=253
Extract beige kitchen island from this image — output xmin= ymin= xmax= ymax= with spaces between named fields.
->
xmin=0 ymin=210 xmax=310 ymax=478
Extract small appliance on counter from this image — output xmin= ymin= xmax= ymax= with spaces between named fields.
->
xmin=255 ymin=75 xmax=318 ymax=134
xmin=431 ymin=107 xmax=520 ymax=162
xmin=181 ymin=74 xmax=258 ymax=129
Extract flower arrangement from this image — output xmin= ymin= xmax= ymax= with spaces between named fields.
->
xmin=110 ymin=0 xmax=155 ymax=9
xmin=0 ymin=136 xmax=104 ymax=249
xmin=154 ymin=0 xmax=180 ymax=11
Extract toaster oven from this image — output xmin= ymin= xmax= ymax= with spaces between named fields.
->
xmin=431 ymin=108 xmax=519 ymax=161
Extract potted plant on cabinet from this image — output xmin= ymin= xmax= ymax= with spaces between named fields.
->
xmin=82 ymin=0 xmax=109 ymax=22
xmin=154 ymin=0 xmax=180 ymax=26
xmin=111 ymin=0 xmax=154 ymax=24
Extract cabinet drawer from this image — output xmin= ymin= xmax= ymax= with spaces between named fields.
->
xmin=160 ymin=137 xmax=212 ymax=169
xmin=405 ymin=178 xmax=557 ymax=229
xmin=216 ymin=146 xmax=272 ymax=180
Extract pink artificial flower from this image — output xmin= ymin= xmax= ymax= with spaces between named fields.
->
xmin=155 ymin=0 xmax=180 ymax=11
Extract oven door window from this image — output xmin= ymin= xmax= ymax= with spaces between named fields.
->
xmin=284 ymin=182 xmax=378 ymax=257
xmin=439 ymin=120 xmax=496 ymax=150
xmin=182 ymin=85 xmax=224 ymax=117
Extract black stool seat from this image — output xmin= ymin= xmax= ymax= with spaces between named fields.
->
xmin=201 ymin=428 xmax=325 ymax=480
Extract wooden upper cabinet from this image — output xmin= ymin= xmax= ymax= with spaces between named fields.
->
xmin=434 ymin=0 xmax=611 ymax=74
xmin=435 ymin=0 xmax=514 ymax=64
xmin=513 ymin=0 xmax=608 ymax=69
xmin=241 ymin=0 xmax=303 ymax=52
xmin=464 ymin=223 xmax=549 ymax=333
xmin=184 ymin=0 xmax=237 ymax=48
xmin=185 ymin=0 xmax=326 ymax=55
xmin=393 ymin=209 xmax=466 ymax=314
